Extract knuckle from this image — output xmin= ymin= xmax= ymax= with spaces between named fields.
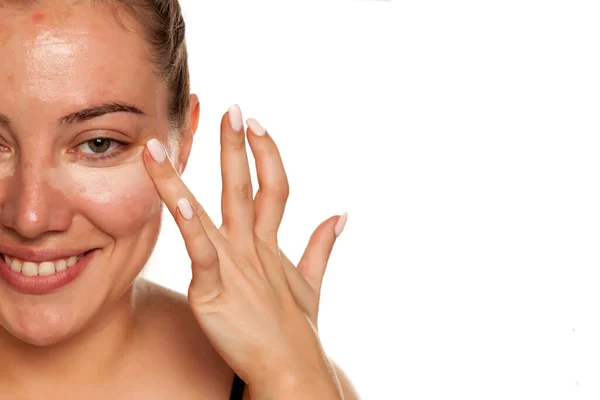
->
xmin=223 ymin=130 xmax=246 ymax=150
xmin=255 ymin=228 xmax=278 ymax=245
xmin=266 ymin=180 xmax=290 ymax=201
xmin=233 ymin=182 xmax=253 ymax=202
xmin=199 ymin=248 xmax=219 ymax=269
xmin=190 ymin=199 xmax=206 ymax=219
xmin=189 ymin=283 xmax=223 ymax=306
xmin=160 ymin=171 xmax=180 ymax=187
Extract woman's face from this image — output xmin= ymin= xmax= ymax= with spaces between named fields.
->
xmin=0 ymin=2 xmax=183 ymax=345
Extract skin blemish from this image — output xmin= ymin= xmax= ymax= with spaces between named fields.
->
xmin=32 ymin=12 xmax=45 ymax=24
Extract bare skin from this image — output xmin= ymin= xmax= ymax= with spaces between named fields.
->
xmin=0 ymin=2 xmax=359 ymax=399
xmin=1 ymin=280 xmax=235 ymax=399
xmin=2 ymin=278 xmax=356 ymax=399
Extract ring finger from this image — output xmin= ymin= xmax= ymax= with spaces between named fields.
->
xmin=246 ymin=118 xmax=289 ymax=248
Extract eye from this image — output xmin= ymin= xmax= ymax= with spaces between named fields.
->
xmin=79 ymin=138 xmax=121 ymax=155
xmin=72 ymin=137 xmax=129 ymax=163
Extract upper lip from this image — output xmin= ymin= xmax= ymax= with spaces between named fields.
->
xmin=0 ymin=246 xmax=93 ymax=263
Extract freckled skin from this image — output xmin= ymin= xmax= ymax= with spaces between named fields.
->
xmin=0 ymin=2 xmax=171 ymax=348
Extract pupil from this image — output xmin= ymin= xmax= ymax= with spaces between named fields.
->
xmin=90 ymin=138 xmax=110 ymax=153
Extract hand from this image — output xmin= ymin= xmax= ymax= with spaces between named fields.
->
xmin=143 ymin=105 xmax=347 ymax=399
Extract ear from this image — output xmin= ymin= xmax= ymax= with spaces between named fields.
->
xmin=177 ymin=94 xmax=200 ymax=175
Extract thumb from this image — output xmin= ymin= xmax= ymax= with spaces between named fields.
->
xmin=297 ymin=213 xmax=348 ymax=297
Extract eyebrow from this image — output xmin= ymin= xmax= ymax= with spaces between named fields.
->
xmin=59 ymin=102 xmax=146 ymax=124
xmin=0 ymin=102 xmax=146 ymax=126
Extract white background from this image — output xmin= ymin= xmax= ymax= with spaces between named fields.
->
xmin=142 ymin=1 xmax=600 ymax=399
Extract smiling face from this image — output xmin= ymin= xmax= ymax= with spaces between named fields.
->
xmin=0 ymin=2 xmax=185 ymax=345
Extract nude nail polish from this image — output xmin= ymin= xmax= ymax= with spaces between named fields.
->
xmin=146 ymin=138 xmax=166 ymax=163
xmin=335 ymin=212 xmax=348 ymax=237
xmin=246 ymin=118 xmax=266 ymax=136
xmin=177 ymin=198 xmax=194 ymax=220
xmin=228 ymin=104 xmax=243 ymax=131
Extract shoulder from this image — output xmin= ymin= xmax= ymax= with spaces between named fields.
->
xmin=329 ymin=358 xmax=361 ymax=400
xmin=130 ymin=278 xmax=235 ymax=398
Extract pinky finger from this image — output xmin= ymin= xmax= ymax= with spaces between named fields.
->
xmin=297 ymin=213 xmax=348 ymax=296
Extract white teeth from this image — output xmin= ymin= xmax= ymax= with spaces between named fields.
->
xmin=38 ymin=262 xmax=56 ymax=276
xmin=10 ymin=259 xmax=22 ymax=273
xmin=22 ymin=262 xmax=38 ymax=277
xmin=55 ymin=259 xmax=67 ymax=272
xmin=2 ymin=253 xmax=87 ymax=277
xmin=66 ymin=256 xmax=78 ymax=267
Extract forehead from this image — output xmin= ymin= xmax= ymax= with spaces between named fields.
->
xmin=0 ymin=1 xmax=163 ymax=119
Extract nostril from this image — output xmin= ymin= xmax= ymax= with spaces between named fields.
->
xmin=1 ymin=189 xmax=73 ymax=238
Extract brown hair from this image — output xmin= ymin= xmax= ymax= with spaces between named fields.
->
xmin=107 ymin=0 xmax=190 ymax=133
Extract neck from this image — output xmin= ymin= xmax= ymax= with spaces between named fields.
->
xmin=0 ymin=282 xmax=140 ymax=387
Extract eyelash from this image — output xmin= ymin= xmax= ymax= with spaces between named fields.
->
xmin=76 ymin=138 xmax=129 ymax=161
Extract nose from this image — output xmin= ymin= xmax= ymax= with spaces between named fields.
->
xmin=0 ymin=160 xmax=73 ymax=239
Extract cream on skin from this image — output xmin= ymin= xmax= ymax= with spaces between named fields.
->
xmin=0 ymin=2 xmax=191 ymax=384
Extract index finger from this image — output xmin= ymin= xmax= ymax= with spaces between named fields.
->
xmin=143 ymin=138 xmax=223 ymax=280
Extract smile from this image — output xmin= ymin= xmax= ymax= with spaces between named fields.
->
xmin=0 ymin=249 xmax=97 ymax=295
xmin=1 ymin=252 xmax=89 ymax=277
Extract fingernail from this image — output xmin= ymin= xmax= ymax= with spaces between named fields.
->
xmin=177 ymin=198 xmax=194 ymax=220
xmin=334 ymin=212 xmax=348 ymax=238
xmin=147 ymin=138 xmax=166 ymax=163
xmin=228 ymin=104 xmax=243 ymax=131
xmin=246 ymin=118 xmax=266 ymax=136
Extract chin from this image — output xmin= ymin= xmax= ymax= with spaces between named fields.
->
xmin=0 ymin=302 xmax=88 ymax=347
xmin=6 ymin=325 xmax=72 ymax=347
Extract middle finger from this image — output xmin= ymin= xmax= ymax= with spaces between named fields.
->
xmin=220 ymin=104 xmax=255 ymax=246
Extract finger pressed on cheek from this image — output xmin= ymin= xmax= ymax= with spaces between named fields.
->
xmin=146 ymin=138 xmax=167 ymax=164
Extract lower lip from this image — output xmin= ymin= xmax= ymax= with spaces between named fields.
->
xmin=0 ymin=251 xmax=96 ymax=295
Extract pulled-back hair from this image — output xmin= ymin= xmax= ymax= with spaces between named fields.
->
xmin=108 ymin=0 xmax=190 ymax=132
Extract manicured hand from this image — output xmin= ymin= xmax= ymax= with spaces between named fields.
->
xmin=142 ymin=105 xmax=347 ymax=398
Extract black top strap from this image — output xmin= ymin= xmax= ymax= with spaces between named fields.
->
xmin=229 ymin=374 xmax=246 ymax=400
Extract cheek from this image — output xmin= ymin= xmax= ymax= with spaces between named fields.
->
xmin=84 ymin=180 xmax=160 ymax=235
xmin=62 ymin=162 xmax=162 ymax=235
